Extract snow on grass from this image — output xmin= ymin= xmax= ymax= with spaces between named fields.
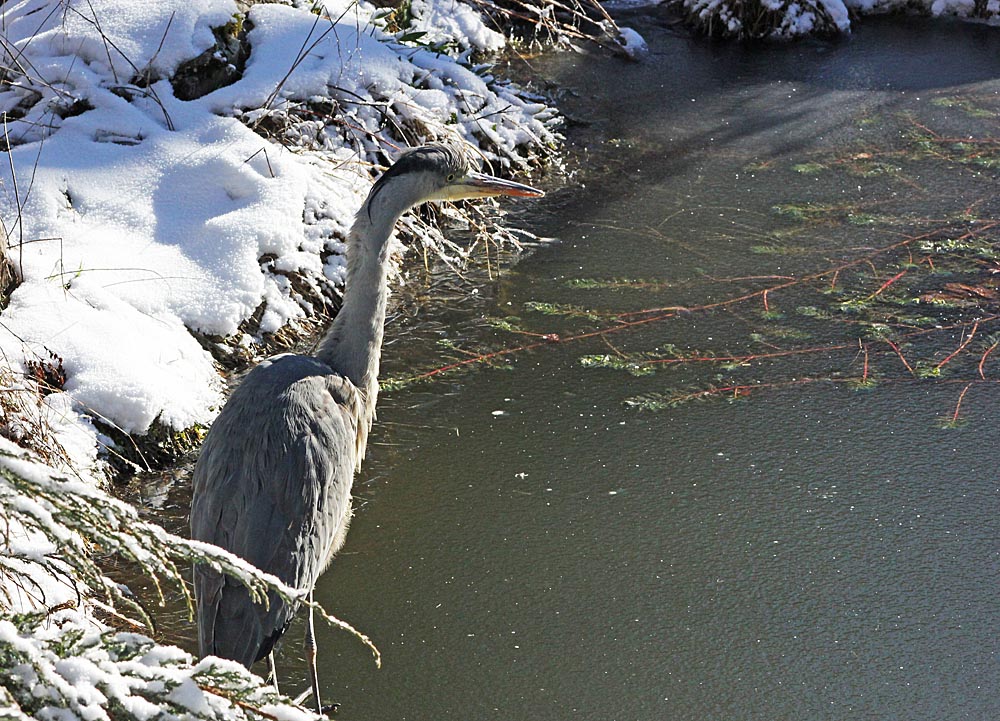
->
xmin=615 ymin=26 xmax=648 ymax=58
xmin=679 ymin=0 xmax=998 ymax=38
xmin=0 ymin=608 xmax=323 ymax=721
xmin=0 ymin=0 xmax=557 ymax=462
xmin=0 ymin=2 xmax=553 ymax=716
xmin=842 ymin=0 xmax=999 ymax=17
xmin=408 ymin=0 xmax=507 ymax=54
xmin=2 ymin=0 xmax=236 ymax=79
xmin=0 ymin=433 xmax=377 ymax=718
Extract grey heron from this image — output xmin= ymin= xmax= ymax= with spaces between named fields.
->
xmin=190 ymin=145 xmax=543 ymax=712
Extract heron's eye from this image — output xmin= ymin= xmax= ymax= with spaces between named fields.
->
xmin=446 ymin=173 xmax=456 ymax=183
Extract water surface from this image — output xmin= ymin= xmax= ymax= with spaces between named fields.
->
xmin=272 ymin=12 xmax=1000 ymax=720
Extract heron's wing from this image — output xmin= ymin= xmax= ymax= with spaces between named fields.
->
xmin=191 ymin=355 xmax=360 ymax=665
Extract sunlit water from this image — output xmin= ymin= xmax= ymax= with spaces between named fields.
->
xmin=133 ymin=11 xmax=1000 ymax=720
xmin=290 ymin=13 xmax=1000 ymax=720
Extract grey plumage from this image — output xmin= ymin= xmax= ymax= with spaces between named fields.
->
xmin=191 ymin=355 xmax=357 ymax=665
xmin=190 ymin=145 xmax=542 ymax=709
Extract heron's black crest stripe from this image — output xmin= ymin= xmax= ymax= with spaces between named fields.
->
xmin=367 ymin=145 xmax=468 ymax=219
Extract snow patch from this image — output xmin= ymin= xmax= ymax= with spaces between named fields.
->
xmin=617 ymin=27 xmax=649 ymax=58
xmin=0 ymin=0 xmax=556 ymax=450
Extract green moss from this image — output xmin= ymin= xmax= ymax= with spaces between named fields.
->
xmin=792 ymin=162 xmax=827 ymax=174
xmin=579 ymin=355 xmax=656 ymax=376
xmin=936 ymin=416 xmax=969 ymax=429
xmin=523 ymin=301 xmax=604 ymax=321
xmin=930 ymin=96 xmax=995 ymax=119
xmin=847 ymin=213 xmax=878 ymax=226
xmin=565 ymin=277 xmax=672 ymax=291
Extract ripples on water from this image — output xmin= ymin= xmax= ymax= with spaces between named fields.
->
xmin=132 ymin=11 xmax=1000 ymax=720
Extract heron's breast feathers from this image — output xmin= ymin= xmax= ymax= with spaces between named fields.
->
xmin=322 ymin=371 xmax=376 ymax=474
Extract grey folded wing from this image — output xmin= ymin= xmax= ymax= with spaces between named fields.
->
xmin=190 ymin=355 xmax=360 ymax=665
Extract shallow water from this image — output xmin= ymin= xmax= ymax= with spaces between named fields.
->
xmin=135 ymin=11 xmax=1000 ymax=720
xmin=293 ymin=13 xmax=1000 ymax=721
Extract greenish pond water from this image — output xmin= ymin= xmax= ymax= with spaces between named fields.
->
xmin=128 ymin=10 xmax=1000 ymax=721
xmin=299 ymin=11 xmax=1000 ymax=721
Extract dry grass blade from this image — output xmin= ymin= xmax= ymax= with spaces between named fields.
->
xmin=469 ymin=0 xmax=625 ymax=53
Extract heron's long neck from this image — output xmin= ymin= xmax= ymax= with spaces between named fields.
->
xmin=314 ymin=198 xmax=405 ymax=472
xmin=316 ymin=211 xmax=396 ymax=404
xmin=315 ymin=177 xmax=421 ymax=467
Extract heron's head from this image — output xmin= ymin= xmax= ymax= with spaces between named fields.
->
xmin=368 ymin=145 xmax=543 ymax=216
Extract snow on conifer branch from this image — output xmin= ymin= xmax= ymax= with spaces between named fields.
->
xmin=0 ymin=437 xmax=379 ymax=718
xmin=0 ymin=440 xmax=379 ymax=657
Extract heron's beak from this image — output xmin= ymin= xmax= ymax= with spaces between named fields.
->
xmin=447 ymin=171 xmax=545 ymax=200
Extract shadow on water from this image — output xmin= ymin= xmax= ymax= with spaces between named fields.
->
xmin=527 ymin=10 xmax=1000 ymax=247
xmin=305 ymin=12 xmax=1000 ymax=721
xmin=131 ymin=11 xmax=1000 ymax=720
xmin=112 ymin=460 xmax=200 ymax=653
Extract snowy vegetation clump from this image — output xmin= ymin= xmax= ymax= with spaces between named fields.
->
xmin=677 ymin=0 xmax=1000 ymax=38
xmin=0 ymin=0 xmax=558 ymax=717
xmin=0 ymin=0 xmax=559 ymax=473
xmin=0 ymin=431 xmax=385 ymax=719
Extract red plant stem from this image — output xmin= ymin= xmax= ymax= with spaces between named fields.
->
xmin=671 ymin=382 xmax=775 ymax=404
xmin=762 ymin=289 xmax=770 ymax=312
xmin=924 ymin=135 xmax=1000 ymax=145
xmin=643 ymin=342 xmax=855 ymax=366
xmin=642 ymin=316 xmax=1000 ymax=369
xmin=618 ymin=221 xmax=998 ymax=321
xmin=979 ymin=341 xmax=998 ymax=380
xmin=885 ymin=339 xmax=916 ymax=376
xmin=402 ymin=219 xmax=1000 ymax=385
xmin=862 ymin=344 xmax=869 ymax=382
xmin=936 ymin=320 xmax=979 ymax=369
xmin=677 ymin=376 xmax=854 ymax=403
xmin=406 ymin=309 xmax=683 ymax=382
xmin=951 ymin=382 xmax=973 ymax=423
xmin=869 ymin=269 xmax=908 ymax=299
xmin=900 ymin=315 xmax=998 ymax=340
xmin=406 ymin=311 xmax=1000 ymax=385
xmin=704 ymin=377 xmax=1000 ymax=397
xmin=910 ymin=119 xmax=942 ymax=138
xmin=704 ymin=274 xmax=796 ymax=283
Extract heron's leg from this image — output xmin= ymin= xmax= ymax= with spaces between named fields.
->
xmin=266 ymin=651 xmax=279 ymax=694
xmin=305 ymin=591 xmax=322 ymax=714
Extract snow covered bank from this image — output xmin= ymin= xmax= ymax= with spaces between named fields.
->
xmin=0 ymin=1 xmax=557 ymax=716
xmin=0 ymin=0 xmax=558 ymax=479
xmin=677 ymin=0 xmax=999 ymax=39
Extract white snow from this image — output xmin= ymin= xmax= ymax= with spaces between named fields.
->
xmin=0 ymin=429 xmax=345 ymax=718
xmin=0 ymin=0 xmax=556 ymax=458
xmin=841 ymin=0 xmax=992 ymax=16
xmin=0 ymin=3 xmax=556 ymax=713
xmin=927 ymin=0 xmax=977 ymax=15
xmin=2 ymin=0 xmax=236 ymax=80
xmin=683 ymin=0 xmax=996 ymax=38
xmin=408 ymin=0 xmax=507 ymax=54
xmin=819 ymin=0 xmax=852 ymax=31
xmin=616 ymin=27 xmax=649 ymax=58
xmin=0 ymin=611 xmax=320 ymax=721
